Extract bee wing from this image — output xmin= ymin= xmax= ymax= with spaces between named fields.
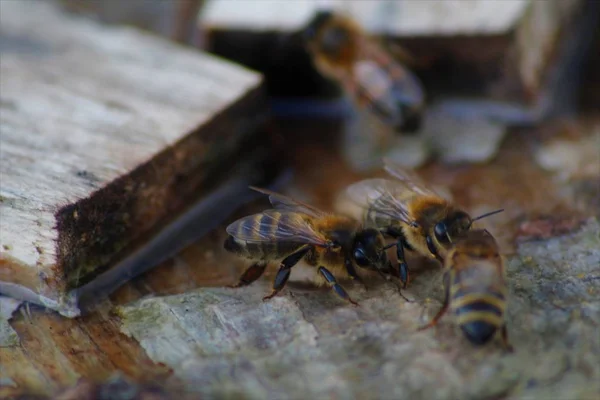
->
xmin=350 ymin=37 xmax=424 ymax=129
xmin=226 ymin=210 xmax=330 ymax=247
xmin=382 ymin=158 xmax=439 ymax=197
xmin=249 ymin=186 xmax=327 ymax=219
xmin=346 ymin=178 xmax=415 ymax=226
xmin=457 ymin=260 xmax=505 ymax=290
xmin=358 ymin=38 xmax=424 ymax=105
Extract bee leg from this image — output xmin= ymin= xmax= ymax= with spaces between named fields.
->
xmin=426 ymin=235 xmax=444 ymax=263
xmin=229 ymin=261 xmax=268 ymax=288
xmin=375 ymin=268 xmax=412 ymax=302
xmin=318 ymin=266 xmax=359 ymax=306
xmin=262 ymin=246 xmax=310 ymax=301
xmin=384 ymin=229 xmax=411 ymax=288
xmin=344 ymin=258 xmax=368 ymax=291
xmin=500 ymin=325 xmax=514 ymax=352
xmin=395 ymin=238 xmax=410 ymax=288
xmin=418 ymin=275 xmax=450 ymax=331
xmin=417 ymin=302 xmax=449 ymax=331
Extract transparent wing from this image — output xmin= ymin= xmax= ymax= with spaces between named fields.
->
xmin=456 ymin=260 xmax=505 ymax=290
xmin=350 ymin=37 xmax=425 ymax=129
xmin=226 ymin=210 xmax=329 ymax=246
xmin=358 ymin=37 xmax=425 ymax=108
xmin=346 ymin=178 xmax=415 ymax=226
xmin=382 ymin=158 xmax=439 ymax=197
xmin=249 ymin=186 xmax=327 ymax=219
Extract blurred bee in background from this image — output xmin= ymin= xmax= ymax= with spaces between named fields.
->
xmin=418 ymin=229 xmax=513 ymax=351
xmin=224 ymin=187 xmax=394 ymax=305
xmin=347 ymin=158 xmax=504 ymax=288
xmin=302 ymin=10 xmax=425 ymax=134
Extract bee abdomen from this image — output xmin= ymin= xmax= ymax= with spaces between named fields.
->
xmin=452 ymin=292 xmax=505 ymax=345
xmin=224 ymin=235 xmax=261 ymax=258
xmin=459 ymin=320 xmax=497 ymax=345
xmin=224 ymin=235 xmax=303 ymax=262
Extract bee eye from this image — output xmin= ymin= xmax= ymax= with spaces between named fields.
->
xmin=353 ymin=248 xmax=370 ymax=267
xmin=434 ymin=222 xmax=450 ymax=244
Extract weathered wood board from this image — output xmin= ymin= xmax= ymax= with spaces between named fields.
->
xmin=116 ymin=218 xmax=600 ymax=399
xmin=59 ymin=0 xmax=205 ymax=46
xmin=0 ymin=1 xmax=267 ymax=317
xmin=201 ymin=0 xmax=531 ymax=36
xmin=1 ymin=114 xmax=599 ymax=398
xmin=199 ymin=0 xmax=594 ymax=123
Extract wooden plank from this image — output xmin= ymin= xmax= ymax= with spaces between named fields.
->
xmin=109 ymin=120 xmax=600 ymax=399
xmin=77 ymin=302 xmax=172 ymax=381
xmin=4 ymin=298 xmax=173 ymax=396
xmin=113 ymin=220 xmax=600 ymax=398
xmin=27 ymin=314 xmax=116 ymax=381
xmin=2 ymin=286 xmax=173 ymax=396
xmin=201 ymin=0 xmax=530 ymax=36
xmin=0 ymin=347 xmax=55 ymax=397
xmin=3 ymin=116 xmax=599 ymax=397
xmin=199 ymin=0 xmax=591 ymax=122
xmin=0 ymin=1 xmax=267 ymax=316
xmin=7 ymin=311 xmax=81 ymax=390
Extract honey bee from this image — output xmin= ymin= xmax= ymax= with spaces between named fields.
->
xmin=346 ymin=159 xmax=504 ymax=287
xmin=302 ymin=10 xmax=425 ymax=133
xmin=224 ymin=187 xmax=393 ymax=305
xmin=418 ymin=229 xmax=513 ymax=351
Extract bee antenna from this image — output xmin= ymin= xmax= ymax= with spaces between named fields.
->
xmin=469 ymin=209 xmax=504 ymax=228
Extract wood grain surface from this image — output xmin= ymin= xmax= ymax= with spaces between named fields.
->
xmin=0 ymin=1 xmax=598 ymax=398
xmin=0 ymin=1 xmax=264 ymax=314
xmin=1 ymin=117 xmax=598 ymax=398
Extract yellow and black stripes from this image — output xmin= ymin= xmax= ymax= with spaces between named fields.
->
xmin=449 ymin=271 xmax=507 ymax=345
xmin=224 ymin=212 xmax=304 ymax=261
xmin=224 ymin=187 xmax=392 ymax=306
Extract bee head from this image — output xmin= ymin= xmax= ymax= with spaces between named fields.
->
xmin=303 ymin=10 xmax=335 ymax=43
xmin=435 ymin=208 xmax=504 ymax=251
xmin=426 ymin=210 xmax=473 ymax=261
xmin=352 ymin=228 xmax=389 ymax=271
xmin=432 ymin=210 xmax=472 ymax=250
xmin=303 ymin=11 xmax=358 ymax=63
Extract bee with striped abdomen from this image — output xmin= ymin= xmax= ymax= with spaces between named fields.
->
xmin=302 ymin=11 xmax=425 ymax=133
xmin=224 ymin=187 xmax=393 ymax=305
xmin=346 ymin=158 xmax=504 ymax=288
xmin=418 ymin=229 xmax=513 ymax=351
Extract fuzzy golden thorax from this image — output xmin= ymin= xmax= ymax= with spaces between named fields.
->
xmin=405 ymin=196 xmax=473 ymax=260
xmin=446 ymin=230 xmax=501 ymax=271
xmin=312 ymin=215 xmax=360 ymax=249
xmin=309 ymin=217 xmax=389 ymax=285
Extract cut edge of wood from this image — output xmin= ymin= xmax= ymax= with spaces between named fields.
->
xmin=0 ymin=83 xmax=270 ymax=316
xmin=54 ymin=85 xmax=267 ymax=288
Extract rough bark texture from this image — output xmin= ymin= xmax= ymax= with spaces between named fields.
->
xmin=116 ymin=219 xmax=600 ymax=399
xmin=0 ymin=25 xmax=597 ymax=395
